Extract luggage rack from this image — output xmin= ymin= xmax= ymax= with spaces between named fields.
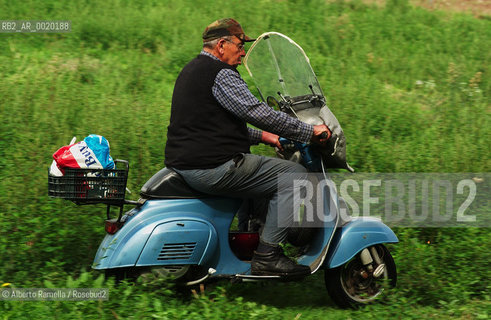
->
xmin=48 ymin=159 xmax=138 ymax=219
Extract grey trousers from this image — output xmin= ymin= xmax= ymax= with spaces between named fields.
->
xmin=173 ymin=153 xmax=307 ymax=244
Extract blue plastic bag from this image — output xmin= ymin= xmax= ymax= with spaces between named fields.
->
xmin=83 ymin=134 xmax=115 ymax=169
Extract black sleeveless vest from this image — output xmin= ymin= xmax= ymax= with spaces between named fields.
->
xmin=164 ymin=54 xmax=251 ymax=169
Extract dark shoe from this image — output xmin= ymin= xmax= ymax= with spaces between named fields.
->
xmin=251 ymin=246 xmax=311 ymax=277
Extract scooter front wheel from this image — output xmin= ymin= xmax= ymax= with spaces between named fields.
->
xmin=324 ymin=244 xmax=397 ymax=308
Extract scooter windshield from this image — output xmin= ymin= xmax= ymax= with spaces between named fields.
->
xmin=243 ymin=32 xmax=324 ymax=102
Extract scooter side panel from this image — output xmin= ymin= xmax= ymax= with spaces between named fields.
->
xmin=93 ymin=219 xmax=155 ymax=269
xmin=325 ymin=217 xmax=399 ymax=269
xmin=136 ymin=220 xmax=217 ymax=266
xmin=92 ymin=198 xmax=240 ymax=270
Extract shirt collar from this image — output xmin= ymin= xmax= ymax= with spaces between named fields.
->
xmin=200 ymin=50 xmax=220 ymax=61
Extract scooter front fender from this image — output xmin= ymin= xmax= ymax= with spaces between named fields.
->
xmin=325 ymin=217 xmax=398 ymax=269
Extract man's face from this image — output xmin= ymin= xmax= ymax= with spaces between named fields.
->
xmin=219 ymin=37 xmax=245 ymax=67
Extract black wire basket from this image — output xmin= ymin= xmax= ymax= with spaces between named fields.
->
xmin=48 ymin=160 xmax=129 ymax=206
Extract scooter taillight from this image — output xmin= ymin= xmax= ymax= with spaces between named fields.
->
xmin=105 ymin=219 xmax=124 ymax=235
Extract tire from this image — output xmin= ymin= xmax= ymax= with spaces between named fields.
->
xmin=104 ymin=265 xmax=196 ymax=283
xmin=325 ymin=244 xmax=397 ymax=308
xmin=105 ymin=267 xmax=148 ymax=283
xmin=104 ymin=266 xmax=211 ymax=298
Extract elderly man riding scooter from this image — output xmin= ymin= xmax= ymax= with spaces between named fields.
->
xmin=164 ymin=18 xmax=331 ymax=277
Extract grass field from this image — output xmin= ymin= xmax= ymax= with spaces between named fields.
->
xmin=0 ymin=0 xmax=489 ymax=318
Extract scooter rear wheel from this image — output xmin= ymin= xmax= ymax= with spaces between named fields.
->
xmin=105 ymin=265 xmax=206 ymax=284
xmin=324 ymin=244 xmax=397 ymax=308
xmin=105 ymin=267 xmax=143 ymax=282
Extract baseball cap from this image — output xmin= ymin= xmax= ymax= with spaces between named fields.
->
xmin=202 ymin=18 xmax=256 ymax=43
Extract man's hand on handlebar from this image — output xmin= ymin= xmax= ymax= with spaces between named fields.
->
xmin=311 ymin=124 xmax=331 ymax=145
xmin=261 ymin=131 xmax=284 ymax=151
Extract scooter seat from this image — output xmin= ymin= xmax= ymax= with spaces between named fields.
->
xmin=140 ymin=167 xmax=211 ymax=199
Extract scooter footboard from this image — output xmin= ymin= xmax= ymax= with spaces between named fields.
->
xmin=325 ymin=217 xmax=398 ymax=269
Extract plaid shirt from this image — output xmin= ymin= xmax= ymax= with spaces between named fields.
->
xmin=200 ymin=50 xmax=314 ymax=144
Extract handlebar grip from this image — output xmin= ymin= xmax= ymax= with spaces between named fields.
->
xmin=320 ymin=131 xmax=329 ymax=139
xmin=279 ymin=137 xmax=290 ymax=147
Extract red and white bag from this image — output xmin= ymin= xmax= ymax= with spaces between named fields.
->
xmin=49 ymin=135 xmax=114 ymax=176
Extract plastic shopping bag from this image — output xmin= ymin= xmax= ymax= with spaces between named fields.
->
xmin=50 ymin=134 xmax=115 ymax=176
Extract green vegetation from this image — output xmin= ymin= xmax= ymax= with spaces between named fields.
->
xmin=0 ymin=0 xmax=489 ymax=318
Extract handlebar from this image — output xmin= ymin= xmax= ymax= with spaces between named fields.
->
xmin=278 ymin=138 xmax=322 ymax=172
xmin=279 ymin=130 xmax=330 ymax=148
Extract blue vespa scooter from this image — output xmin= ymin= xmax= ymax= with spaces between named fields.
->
xmin=92 ymin=33 xmax=398 ymax=308
xmin=48 ymin=32 xmax=398 ymax=308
